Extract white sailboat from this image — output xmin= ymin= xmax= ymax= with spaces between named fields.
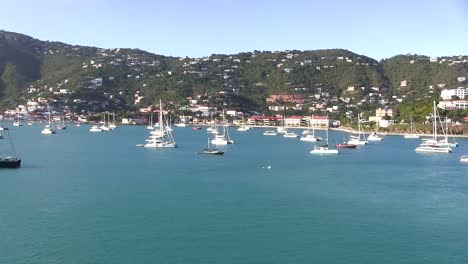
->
xmin=211 ymin=110 xmax=234 ymax=145
xmin=147 ymin=112 xmax=154 ymax=129
xmin=143 ymin=100 xmax=177 ymax=148
xmin=310 ymin=128 xmax=338 ymax=154
xmin=415 ymin=101 xmax=452 ymax=153
xmin=300 ymin=115 xmax=322 ymax=142
xmin=403 ymin=116 xmax=419 ymax=139
xmin=12 ymin=113 xmax=22 ymax=127
xmin=109 ymin=112 xmax=117 ymax=129
xmin=347 ymin=113 xmax=368 ymax=145
xmin=41 ymin=111 xmax=56 ymax=135
xmin=437 ymin=117 xmax=458 ymax=148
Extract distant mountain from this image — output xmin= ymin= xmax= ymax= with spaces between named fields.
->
xmin=0 ymin=30 xmax=467 ymax=114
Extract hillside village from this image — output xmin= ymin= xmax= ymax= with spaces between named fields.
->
xmin=1 ymin=30 xmax=468 ymax=130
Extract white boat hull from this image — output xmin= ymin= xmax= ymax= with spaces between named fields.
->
xmin=415 ymin=146 xmax=452 ymax=153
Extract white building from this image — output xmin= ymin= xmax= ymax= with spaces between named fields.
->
xmin=438 ymin=100 xmax=468 ymax=110
xmin=440 ymin=87 xmax=468 ymax=100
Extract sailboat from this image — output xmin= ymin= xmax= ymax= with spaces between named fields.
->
xmin=143 ymin=99 xmax=177 ymax=148
xmin=56 ymin=116 xmax=67 ymax=130
xmin=437 ymin=117 xmax=458 ymax=148
xmin=347 ymin=113 xmax=368 ymax=145
xmin=41 ymin=111 xmax=56 ymax=135
xmin=100 ymin=113 xmax=111 ymax=131
xmin=310 ymin=128 xmax=339 ymax=154
xmin=174 ymin=115 xmax=188 ymax=127
xmin=300 ymin=115 xmax=322 ymax=142
xmin=108 ymin=112 xmax=117 ymax=129
xmin=203 ymin=137 xmax=225 ymax=155
xmin=334 ymin=130 xmax=357 ymax=148
xmin=237 ymin=115 xmax=251 ymax=131
xmin=147 ymin=112 xmax=154 ymax=129
xmin=211 ymin=110 xmax=234 ymax=145
xmin=0 ymin=127 xmax=21 ymax=168
xmin=403 ymin=116 xmax=419 ymax=139
xmin=12 ymin=112 xmax=22 ymax=127
xmin=0 ymin=117 xmax=8 ymax=130
xmin=415 ymin=101 xmax=451 ymax=153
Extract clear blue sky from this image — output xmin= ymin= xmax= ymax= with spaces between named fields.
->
xmin=1 ymin=0 xmax=467 ymax=59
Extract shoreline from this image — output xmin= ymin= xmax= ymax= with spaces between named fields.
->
xmin=211 ymin=124 xmax=468 ymax=138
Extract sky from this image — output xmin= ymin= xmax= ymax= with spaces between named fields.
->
xmin=1 ymin=0 xmax=467 ymax=59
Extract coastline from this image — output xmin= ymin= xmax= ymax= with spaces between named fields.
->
xmin=205 ymin=124 xmax=468 ymax=138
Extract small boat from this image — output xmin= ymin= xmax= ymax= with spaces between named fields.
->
xmin=334 ymin=143 xmax=357 ymax=149
xmin=0 ymin=125 xmax=8 ymax=130
xmin=192 ymin=126 xmax=202 ymax=130
xmin=237 ymin=126 xmax=250 ymax=132
xmin=460 ymin=156 xmax=468 ymax=163
xmin=0 ymin=133 xmax=3 ymax=139
xmin=283 ymin=132 xmax=299 ymax=138
xmin=263 ymin=130 xmax=278 ymax=136
xmin=203 ymin=138 xmax=225 ymax=155
xmin=276 ymin=126 xmax=288 ymax=134
xmin=367 ymin=132 xmax=383 ymax=141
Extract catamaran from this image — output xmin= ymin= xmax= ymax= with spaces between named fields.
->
xmin=415 ymin=101 xmax=451 ymax=153
xmin=310 ymin=128 xmax=339 ymax=155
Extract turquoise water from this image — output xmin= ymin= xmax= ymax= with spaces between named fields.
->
xmin=1 ymin=125 xmax=468 ymax=264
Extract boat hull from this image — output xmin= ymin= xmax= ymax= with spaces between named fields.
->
xmin=334 ymin=144 xmax=357 ymax=149
xmin=415 ymin=146 xmax=452 ymax=153
xmin=0 ymin=158 xmax=21 ymax=168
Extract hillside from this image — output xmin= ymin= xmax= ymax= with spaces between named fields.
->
xmin=0 ymin=30 xmax=467 ymax=118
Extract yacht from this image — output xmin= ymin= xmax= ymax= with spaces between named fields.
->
xmin=0 ymin=125 xmax=8 ymax=130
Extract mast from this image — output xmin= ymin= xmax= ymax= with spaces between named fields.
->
xmin=433 ymin=101 xmax=437 ymax=139
xmin=159 ymin=99 xmax=163 ymax=133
